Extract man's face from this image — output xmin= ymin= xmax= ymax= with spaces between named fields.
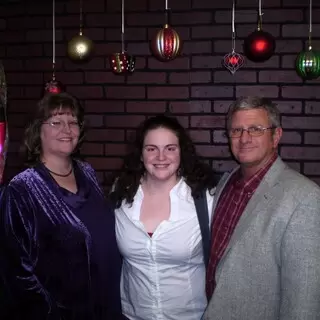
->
xmin=229 ymin=108 xmax=282 ymax=170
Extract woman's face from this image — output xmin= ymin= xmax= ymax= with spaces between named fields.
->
xmin=40 ymin=108 xmax=80 ymax=159
xmin=142 ymin=127 xmax=181 ymax=183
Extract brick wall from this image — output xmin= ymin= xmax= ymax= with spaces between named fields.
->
xmin=0 ymin=0 xmax=320 ymax=188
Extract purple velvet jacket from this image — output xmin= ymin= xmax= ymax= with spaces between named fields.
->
xmin=1 ymin=160 xmax=122 ymax=320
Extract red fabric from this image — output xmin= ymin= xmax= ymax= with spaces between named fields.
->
xmin=206 ymin=154 xmax=277 ymax=299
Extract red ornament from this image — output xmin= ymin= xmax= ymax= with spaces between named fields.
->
xmin=222 ymin=51 xmax=245 ymax=74
xmin=109 ymin=52 xmax=135 ymax=75
xmin=151 ymin=24 xmax=182 ymax=62
xmin=44 ymin=78 xmax=63 ymax=94
xmin=243 ymin=29 xmax=275 ymax=63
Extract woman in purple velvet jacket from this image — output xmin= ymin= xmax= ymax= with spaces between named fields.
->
xmin=1 ymin=93 xmax=122 ymax=320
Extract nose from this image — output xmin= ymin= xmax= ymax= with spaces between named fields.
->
xmin=239 ymin=129 xmax=252 ymax=143
xmin=62 ymin=122 xmax=72 ymax=133
xmin=157 ymin=149 xmax=166 ymax=160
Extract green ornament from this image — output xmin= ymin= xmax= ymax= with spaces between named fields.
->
xmin=295 ymin=49 xmax=320 ymax=80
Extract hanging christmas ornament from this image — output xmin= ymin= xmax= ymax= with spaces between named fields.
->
xmin=67 ymin=0 xmax=93 ymax=62
xmin=243 ymin=0 xmax=275 ymax=63
xmin=150 ymin=0 xmax=182 ymax=62
xmin=295 ymin=0 xmax=320 ymax=80
xmin=222 ymin=0 xmax=245 ymax=74
xmin=0 ymin=61 xmax=8 ymax=185
xmin=109 ymin=0 xmax=135 ymax=74
xmin=44 ymin=0 xmax=63 ymax=95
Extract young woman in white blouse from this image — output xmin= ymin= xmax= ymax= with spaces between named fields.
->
xmin=111 ymin=115 xmax=217 ymax=320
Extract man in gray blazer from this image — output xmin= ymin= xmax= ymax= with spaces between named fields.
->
xmin=204 ymin=96 xmax=320 ymax=320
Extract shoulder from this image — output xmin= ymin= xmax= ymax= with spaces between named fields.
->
xmin=7 ymin=168 xmax=38 ymax=192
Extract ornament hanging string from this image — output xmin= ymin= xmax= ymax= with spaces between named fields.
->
xmin=121 ymin=0 xmax=125 ymax=52
xmin=308 ymin=0 xmax=312 ymax=49
xmin=231 ymin=0 xmax=235 ymax=52
xmin=52 ymin=0 xmax=56 ymax=80
xmin=258 ymin=0 xmax=264 ymax=29
xmin=79 ymin=0 xmax=83 ymax=35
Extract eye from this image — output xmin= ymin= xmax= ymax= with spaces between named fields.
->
xmin=51 ymin=120 xmax=62 ymax=127
xmin=145 ymin=147 xmax=156 ymax=152
xmin=167 ymin=146 xmax=178 ymax=152
xmin=249 ymin=126 xmax=263 ymax=133
xmin=68 ymin=121 xmax=79 ymax=127
xmin=230 ymin=128 xmax=242 ymax=134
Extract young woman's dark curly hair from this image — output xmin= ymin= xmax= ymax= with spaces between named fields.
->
xmin=110 ymin=115 xmax=218 ymax=208
xmin=23 ymin=92 xmax=85 ymax=166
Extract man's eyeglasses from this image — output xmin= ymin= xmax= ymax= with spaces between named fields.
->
xmin=43 ymin=120 xmax=82 ymax=131
xmin=228 ymin=126 xmax=275 ymax=138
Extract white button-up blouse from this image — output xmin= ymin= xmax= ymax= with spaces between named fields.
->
xmin=115 ymin=179 xmax=214 ymax=320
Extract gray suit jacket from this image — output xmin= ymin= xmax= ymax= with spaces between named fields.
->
xmin=204 ymin=157 xmax=320 ymax=320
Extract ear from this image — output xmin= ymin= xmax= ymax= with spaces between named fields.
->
xmin=272 ymin=127 xmax=282 ymax=148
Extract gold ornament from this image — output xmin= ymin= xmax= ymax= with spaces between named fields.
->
xmin=67 ymin=33 xmax=93 ymax=61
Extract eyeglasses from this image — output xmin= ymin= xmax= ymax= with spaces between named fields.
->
xmin=43 ymin=120 xmax=82 ymax=131
xmin=228 ymin=126 xmax=275 ymax=138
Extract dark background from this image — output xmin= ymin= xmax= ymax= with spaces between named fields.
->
xmin=0 ymin=0 xmax=319 ymax=190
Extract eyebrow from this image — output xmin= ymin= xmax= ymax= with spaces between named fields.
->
xmin=143 ymin=144 xmax=179 ymax=147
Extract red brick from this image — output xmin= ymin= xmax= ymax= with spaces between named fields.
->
xmin=169 ymin=72 xmax=212 ymax=84
xmin=245 ymin=56 xmax=280 ymax=69
xmin=192 ymin=26 xmax=230 ymax=39
xmin=192 ymin=56 xmax=223 ymax=69
xmin=26 ymin=29 xmax=63 ymax=43
xmin=66 ymin=1 xmax=105 ymax=13
xmin=173 ymin=116 xmax=189 ymax=128
xmin=86 ymin=72 xmax=125 ymax=84
xmin=7 ymin=44 xmax=42 ymax=57
xmin=273 ymin=40 xmax=303 ymax=53
xmin=107 ymin=0 xmax=147 ymax=12
xmin=170 ymin=100 xmax=211 ymax=114
xmin=9 ymin=100 xmax=37 ymax=113
xmin=8 ymin=87 xmax=24 ymax=99
xmin=282 ymin=24 xmax=320 ymax=38
xmin=127 ymin=13 xmax=164 ymax=26
xmin=25 ymin=58 xmax=62 ymax=71
xmin=49 ymin=15 xmax=79 ymax=28
xmin=282 ymin=116 xmax=320 ymax=130
xmin=237 ymin=24 xmax=280 ymax=38
xmin=215 ymin=10 xmax=256 ymax=23
xmin=275 ymin=101 xmax=302 ymax=114
xmin=192 ymin=86 xmax=233 ymax=98
xmin=84 ymin=114 xmax=104 ymax=128
xmin=189 ymin=130 xmax=211 ymax=143
xmin=66 ymin=86 xmax=103 ymax=99
xmin=305 ymin=101 xmax=320 ymax=114
xmin=304 ymin=132 xmax=320 ymax=145
xmin=304 ymin=162 xmax=320 ymax=175
xmin=148 ymin=57 xmax=190 ymax=70
xmin=280 ymin=146 xmax=320 ymax=160
xmin=281 ymin=55 xmax=297 ymax=69
xmin=259 ymin=70 xmax=302 ymax=83
xmin=214 ymin=70 xmax=257 ymax=83
xmin=86 ymin=129 xmax=125 ymax=142
xmin=105 ymin=143 xmax=128 ymax=156
xmin=282 ymin=86 xmax=320 ymax=99
xmin=7 ymin=72 xmax=43 ymax=85
xmin=191 ymin=115 xmax=226 ymax=129
xmin=0 ymin=30 xmax=25 ymax=43
xmin=86 ymin=157 xmax=123 ymax=170
xmin=183 ymin=41 xmax=212 ymax=54
xmin=236 ymin=85 xmax=279 ymax=98
xmin=86 ymin=14 xmax=120 ymax=27
xmin=196 ymin=145 xmax=231 ymax=158
xmin=105 ymin=115 xmax=145 ymax=128
xmin=106 ymin=86 xmax=146 ymax=99
xmin=212 ymin=160 xmax=237 ymax=172
xmin=64 ymin=57 xmax=105 ymax=71
xmin=313 ymin=10 xmax=320 ymax=23
xmin=309 ymin=177 xmax=320 ymax=187
xmin=7 ymin=114 xmax=29 ymax=127
xmin=26 ymin=2 xmax=64 ymax=14
xmin=237 ymin=0 xmax=280 ymax=7
xmin=44 ymin=43 xmax=65 ymax=57
xmin=126 ymin=42 xmax=151 ymax=56
xmin=85 ymin=101 xmax=125 ymax=113
xmin=280 ymin=131 xmax=302 ymax=144
xmin=126 ymin=101 xmax=166 ymax=113
xmin=24 ymin=86 xmax=44 ymax=99
xmin=0 ymin=4 xmax=24 ymax=16
xmin=80 ymin=142 xmax=104 ymax=155
xmin=213 ymin=100 xmax=233 ymax=114
xmin=213 ymin=130 xmax=228 ymax=143
xmin=171 ymin=12 xmax=212 ymax=25
xmin=6 ymin=17 xmax=45 ymax=30
xmin=214 ymin=40 xmax=243 ymax=53
xmin=127 ymin=72 xmax=166 ymax=84
xmin=283 ymin=0 xmax=310 ymax=6
xmin=147 ymin=86 xmax=189 ymax=99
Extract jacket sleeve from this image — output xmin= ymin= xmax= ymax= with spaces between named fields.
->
xmin=1 ymin=184 xmax=61 ymax=320
xmin=280 ymin=191 xmax=320 ymax=320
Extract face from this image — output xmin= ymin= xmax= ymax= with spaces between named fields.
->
xmin=40 ymin=108 xmax=80 ymax=159
xmin=229 ymin=108 xmax=282 ymax=170
xmin=142 ymin=127 xmax=180 ymax=182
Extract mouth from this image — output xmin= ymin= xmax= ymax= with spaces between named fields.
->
xmin=58 ymin=138 xmax=73 ymax=142
xmin=153 ymin=164 xmax=170 ymax=168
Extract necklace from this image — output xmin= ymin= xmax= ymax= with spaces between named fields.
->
xmin=45 ymin=166 xmax=73 ymax=177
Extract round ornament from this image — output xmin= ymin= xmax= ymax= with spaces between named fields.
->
xmin=151 ymin=24 xmax=182 ymax=62
xmin=295 ymin=49 xmax=320 ymax=80
xmin=44 ymin=79 xmax=63 ymax=94
xmin=67 ymin=34 xmax=93 ymax=62
xmin=243 ymin=29 xmax=275 ymax=63
xmin=109 ymin=52 xmax=136 ymax=74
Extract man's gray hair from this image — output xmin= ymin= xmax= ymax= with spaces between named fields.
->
xmin=226 ymin=96 xmax=281 ymax=129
